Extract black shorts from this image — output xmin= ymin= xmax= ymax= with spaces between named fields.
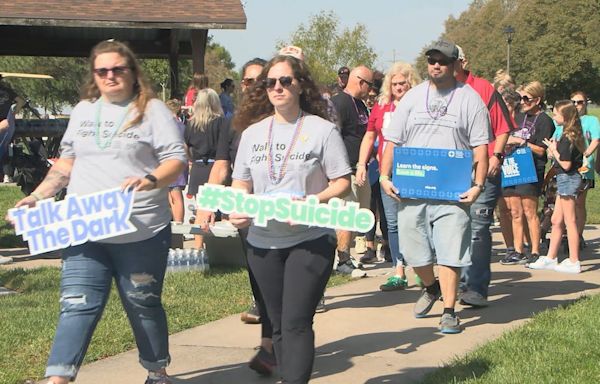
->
xmin=187 ymin=162 xmax=214 ymax=195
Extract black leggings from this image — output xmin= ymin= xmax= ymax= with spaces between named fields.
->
xmin=247 ymin=234 xmax=336 ymax=384
xmin=365 ymin=181 xmax=387 ymax=242
xmin=238 ymin=227 xmax=272 ymax=339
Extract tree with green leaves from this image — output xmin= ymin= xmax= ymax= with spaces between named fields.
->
xmin=423 ymin=0 xmax=600 ymax=102
xmin=278 ymin=10 xmax=377 ymax=86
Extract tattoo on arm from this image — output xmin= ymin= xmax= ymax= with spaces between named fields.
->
xmin=40 ymin=169 xmax=70 ymax=196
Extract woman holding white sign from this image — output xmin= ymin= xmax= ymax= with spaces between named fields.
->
xmin=13 ymin=40 xmax=187 ymax=384
xmin=229 ymin=54 xmax=351 ymax=383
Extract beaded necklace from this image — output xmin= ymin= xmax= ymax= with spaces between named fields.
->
xmin=267 ymin=110 xmax=305 ymax=185
xmin=425 ymin=82 xmax=456 ymax=120
xmin=94 ymin=98 xmax=132 ymax=150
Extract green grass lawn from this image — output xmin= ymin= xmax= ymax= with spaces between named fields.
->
xmin=0 ymin=266 xmax=351 ymax=384
xmin=420 ymin=294 xmax=600 ymax=384
xmin=0 ymin=185 xmax=25 ymax=248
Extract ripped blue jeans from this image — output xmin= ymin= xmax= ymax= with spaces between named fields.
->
xmin=45 ymin=226 xmax=171 ymax=379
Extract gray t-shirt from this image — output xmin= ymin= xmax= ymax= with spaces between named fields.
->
xmin=60 ymin=98 xmax=187 ymax=243
xmin=383 ymin=81 xmax=491 ymax=149
xmin=232 ymin=114 xmax=351 ymax=249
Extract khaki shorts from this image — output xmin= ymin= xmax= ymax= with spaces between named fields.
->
xmin=342 ymin=174 xmax=371 ymax=209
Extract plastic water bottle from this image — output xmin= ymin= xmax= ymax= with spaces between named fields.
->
xmin=167 ymin=249 xmax=176 ymax=273
xmin=174 ymin=248 xmax=184 ymax=272
xmin=200 ymin=248 xmax=209 ymax=271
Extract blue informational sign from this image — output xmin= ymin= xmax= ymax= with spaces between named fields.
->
xmin=501 ymin=147 xmax=538 ymax=187
xmin=392 ymin=147 xmax=472 ymax=201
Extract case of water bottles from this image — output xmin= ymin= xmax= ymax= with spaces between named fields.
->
xmin=167 ymin=248 xmax=209 ymax=272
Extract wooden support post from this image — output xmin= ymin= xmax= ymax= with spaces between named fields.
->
xmin=169 ymin=29 xmax=180 ymax=99
xmin=190 ymin=29 xmax=208 ymax=74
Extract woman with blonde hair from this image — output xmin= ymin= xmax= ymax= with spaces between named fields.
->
xmin=185 ymin=88 xmax=230 ymax=250
xmin=500 ymin=81 xmax=555 ymax=265
xmin=493 ymin=69 xmax=515 ymax=92
xmin=14 ymin=39 xmax=187 ymax=384
xmin=356 ymin=62 xmax=422 ymax=290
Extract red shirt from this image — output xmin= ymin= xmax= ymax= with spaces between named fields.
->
xmin=464 ymin=71 xmax=513 ymax=156
xmin=367 ymin=102 xmax=395 ymax=160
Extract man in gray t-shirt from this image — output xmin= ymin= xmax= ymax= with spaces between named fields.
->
xmin=380 ymin=40 xmax=491 ymax=334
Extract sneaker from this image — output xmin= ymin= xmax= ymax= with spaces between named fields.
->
xmin=414 ymin=288 xmax=441 ymax=318
xmin=499 ymin=251 xmax=527 ymax=265
xmin=359 ymin=248 xmax=377 ymax=264
xmin=439 ymin=313 xmax=462 ymax=334
xmin=354 ymin=235 xmax=367 ymax=254
xmin=0 ymin=256 xmax=13 ymax=265
xmin=459 ymin=290 xmax=488 ymax=307
xmin=554 ymin=259 xmax=581 ymax=274
xmin=144 ymin=372 xmax=171 ymax=384
xmin=380 ymin=276 xmax=408 ymax=291
xmin=249 ymin=346 xmax=277 ymax=376
xmin=3 ymin=175 xmax=12 ymax=183
xmin=240 ymin=301 xmax=261 ymax=324
xmin=527 ymin=256 xmax=557 ymax=270
xmin=336 ymin=260 xmax=367 ymax=278
xmin=527 ymin=253 xmax=540 ymax=264
xmin=316 ymin=296 xmax=326 ymax=313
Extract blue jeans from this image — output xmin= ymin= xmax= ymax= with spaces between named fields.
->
xmin=380 ymin=188 xmax=404 ymax=267
xmin=45 ymin=226 xmax=171 ymax=379
xmin=462 ymin=175 xmax=501 ymax=298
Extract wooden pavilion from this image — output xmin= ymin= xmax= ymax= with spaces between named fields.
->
xmin=0 ymin=0 xmax=247 ymax=96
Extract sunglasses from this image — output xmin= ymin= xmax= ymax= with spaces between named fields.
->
xmin=241 ymin=77 xmax=256 ymax=86
xmin=426 ymin=56 xmax=454 ymax=66
xmin=93 ymin=66 xmax=130 ymax=78
xmin=571 ymin=99 xmax=586 ymax=106
xmin=263 ymin=76 xmax=294 ymax=89
xmin=520 ymin=95 xmax=537 ymax=103
xmin=392 ymin=80 xmax=408 ymax=87
xmin=357 ymin=75 xmax=373 ymax=87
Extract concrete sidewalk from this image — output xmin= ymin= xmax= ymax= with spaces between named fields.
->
xmin=4 ymin=227 xmax=600 ymax=383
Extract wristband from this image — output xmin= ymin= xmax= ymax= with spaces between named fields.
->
xmin=144 ymin=174 xmax=158 ymax=188
xmin=379 ymin=175 xmax=390 ymax=182
xmin=30 ymin=192 xmax=43 ymax=201
xmin=356 ymin=163 xmax=366 ymax=168
xmin=493 ymin=152 xmax=504 ymax=161
xmin=474 ymin=183 xmax=486 ymax=192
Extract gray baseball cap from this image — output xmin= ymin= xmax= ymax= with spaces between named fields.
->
xmin=425 ymin=39 xmax=459 ymax=60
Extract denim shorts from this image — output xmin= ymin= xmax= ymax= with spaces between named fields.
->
xmin=397 ymin=200 xmax=471 ymax=268
xmin=556 ymin=172 xmax=582 ymax=197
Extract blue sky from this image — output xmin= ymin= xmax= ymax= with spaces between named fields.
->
xmin=211 ymin=0 xmax=473 ymax=72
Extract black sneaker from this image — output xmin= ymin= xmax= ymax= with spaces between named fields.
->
xmin=249 ymin=346 xmax=277 ymax=376
xmin=359 ymin=248 xmax=377 ymax=264
xmin=336 ymin=260 xmax=356 ymax=275
xmin=499 ymin=251 xmax=527 ymax=265
xmin=527 ymin=253 xmax=540 ymax=264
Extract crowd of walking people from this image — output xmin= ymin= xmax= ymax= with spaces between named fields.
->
xmin=3 ymin=36 xmax=599 ymax=384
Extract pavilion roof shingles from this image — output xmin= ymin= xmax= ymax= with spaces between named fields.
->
xmin=0 ymin=0 xmax=246 ymax=29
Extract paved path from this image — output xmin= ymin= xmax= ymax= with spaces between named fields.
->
xmin=3 ymin=227 xmax=600 ymax=383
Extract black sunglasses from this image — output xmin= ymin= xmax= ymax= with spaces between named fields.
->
xmin=93 ymin=66 xmax=130 ymax=78
xmin=263 ymin=76 xmax=294 ymax=89
xmin=357 ymin=75 xmax=374 ymax=87
xmin=521 ymin=95 xmax=537 ymax=103
xmin=571 ymin=99 xmax=586 ymax=106
xmin=426 ymin=56 xmax=454 ymax=66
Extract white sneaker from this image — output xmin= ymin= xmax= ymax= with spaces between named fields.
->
xmin=527 ymin=256 xmax=557 ymax=270
xmin=354 ymin=236 xmax=367 ymax=254
xmin=0 ymin=255 xmax=13 ymax=265
xmin=554 ymin=259 xmax=581 ymax=274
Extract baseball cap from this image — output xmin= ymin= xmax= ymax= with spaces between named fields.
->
xmin=279 ymin=45 xmax=305 ymax=61
xmin=338 ymin=66 xmax=350 ymax=76
xmin=425 ymin=39 xmax=459 ymax=60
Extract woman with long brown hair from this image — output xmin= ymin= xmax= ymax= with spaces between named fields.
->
xmin=230 ymin=55 xmax=351 ymax=383
xmin=14 ymin=40 xmax=186 ymax=384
